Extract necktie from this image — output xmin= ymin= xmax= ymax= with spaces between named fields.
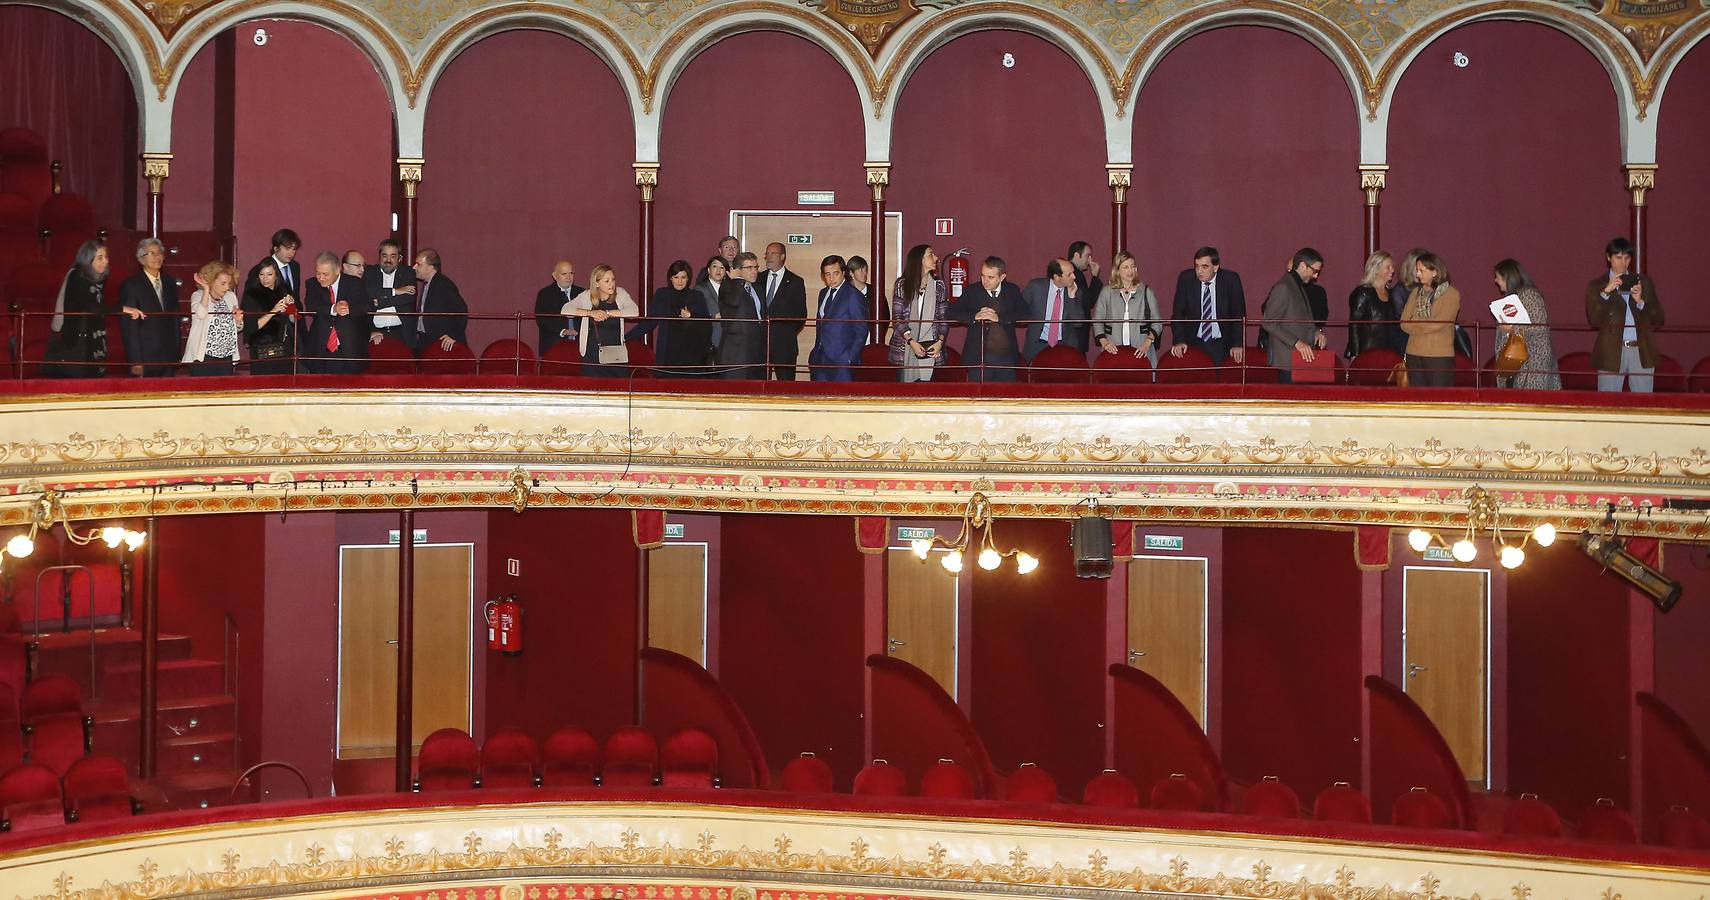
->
xmin=326 ymin=282 xmax=341 ymax=353
xmin=418 ymin=279 xmax=430 ymax=333
xmin=1046 ymin=287 xmax=1062 ymax=346
xmin=820 ymin=288 xmax=831 ymax=318
xmin=281 ymin=263 xmax=293 ymax=291
xmin=746 ymin=284 xmax=762 ymax=320
xmin=767 ymin=271 xmax=779 ymax=304
xmin=1198 ymin=282 xmax=1215 ymax=340
xmin=149 ymin=274 xmax=162 ymax=305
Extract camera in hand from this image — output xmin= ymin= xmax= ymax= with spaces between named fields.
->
xmin=1619 ymin=272 xmax=1639 ymax=291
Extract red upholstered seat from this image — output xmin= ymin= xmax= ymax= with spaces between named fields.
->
xmin=0 ymin=193 xmax=32 ymax=230
xmin=7 ymin=261 xmax=62 ymax=304
xmin=479 ymin=727 xmax=540 ymax=789
xmin=1082 ymin=769 xmax=1140 ymax=808
xmin=45 ymin=226 xmax=98 ymax=269
xmin=1312 ymin=782 xmax=1372 ymax=824
xmin=1027 ymin=345 xmax=1089 ymax=384
xmin=1503 ymin=793 xmax=1565 ymax=837
xmin=1092 ymin=347 xmax=1153 ymax=385
xmin=22 ymin=674 xmax=82 ymax=721
xmin=0 ymin=685 xmax=22 ymax=771
xmin=1365 ymin=675 xmax=1471 ymax=827
xmin=366 ymin=336 xmax=416 ymax=375
xmin=0 ymin=231 xmax=43 ymax=288
xmin=1242 ymin=775 xmax=1301 ymax=819
xmin=1659 ymin=806 xmax=1710 ymax=849
xmin=1446 ymin=352 xmax=1476 ymax=387
xmin=638 ymin=647 xmax=770 ymax=789
xmin=852 ymin=759 xmax=909 ymax=797
xmin=541 ymin=339 xmax=583 ymax=377
xmin=39 ymin=193 xmax=95 ymax=232
xmin=63 ymin=753 xmax=136 ymax=822
xmin=1217 ymin=347 xmax=1278 ymax=384
xmin=854 ymin=343 xmax=893 ymax=382
xmin=1346 ymin=347 xmax=1403 ymax=386
xmin=0 ymin=762 xmax=64 ymax=831
xmin=1150 ymin=773 xmax=1203 ymax=811
xmin=601 ymin=726 xmax=658 ymax=787
xmin=660 ymin=727 xmax=719 ymax=788
xmin=933 ymin=345 xmax=965 ymax=383
xmin=779 ymin=751 xmax=834 ymax=793
xmin=1557 ymin=351 xmax=1596 ymax=391
xmin=417 ymin=339 xmax=477 ymax=375
xmin=624 ymin=339 xmax=654 ymax=377
xmin=1392 ymin=786 xmax=1454 ymax=829
xmin=920 ymin=758 xmax=977 ymax=799
xmin=1653 ymin=354 xmax=1686 ymax=393
xmin=1691 ymin=355 xmax=1710 ymax=393
xmin=1576 ymin=798 xmax=1637 ymax=844
xmin=414 ymin=727 xmax=478 ymax=791
xmin=1155 ymin=346 xmax=1217 ymax=384
xmin=540 ymin=726 xmax=598 ymax=787
xmin=0 ymin=129 xmax=52 ymax=209
xmin=1002 ymin=762 xmax=1058 ymax=804
xmin=26 ymin=712 xmax=86 ymax=775
xmin=479 ymin=339 xmax=537 ymax=375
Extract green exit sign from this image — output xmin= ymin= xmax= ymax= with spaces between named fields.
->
xmin=1424 ymin=546 xmax=1453 ymax=561
xmin=787 ymin=234 xmax=813 ymax=245
xmin=1143 ymin=534 xmax=1184 ymax=551
xmin=663 ymin=523 xmax=685 ymax=538
xmin=897 ymin=526 xmax=935 ymax=541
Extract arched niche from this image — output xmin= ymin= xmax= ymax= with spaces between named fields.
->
xmin=1651 ymin=37 xmax=1710 ymax=326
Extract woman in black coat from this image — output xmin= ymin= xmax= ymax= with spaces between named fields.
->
xmin=241 ymin=259 xmax=298 ymax=375
xmin=652 ymin=259 xmax=714 ymax=378
xmin=45 ymin=240 xmax=140 ymax=377
xmin=1346 ymin=250 xmax=1403 ymax=358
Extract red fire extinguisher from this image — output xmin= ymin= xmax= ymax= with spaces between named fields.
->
xmin=943 ymin=248 xmax=972 ymax=299
xmin=484 ymin=594 xmax=522 ymax=656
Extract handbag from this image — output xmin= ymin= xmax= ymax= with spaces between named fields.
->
xmin=1388 ymin=361 xmax=1410 ymax=388
xmin=253 ymin=341 xmax=287 ymax=360
xmin=1495 ymin=333 xmax=1529 ymax=373
xmin=597 ymin=344 xmax=628 ymax=365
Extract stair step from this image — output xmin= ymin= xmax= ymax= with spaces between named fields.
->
xmin=157 ymin=730 xmax=236 ymax=776
xmin=88 ymin=696 xmax=236 ymax=759
xmin=104 ymin=659 xmax=224 ymax=701
xmin=156 ymin=769 xmax=255 ymax=810
xmin=23 ymin=630 xmax=193 ymax=697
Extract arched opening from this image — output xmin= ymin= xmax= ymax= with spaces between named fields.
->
xmin=1386 ymin=21 xmax=1623 ymax=360
xmin=0 ymin=5 xmax=138 ymax=229
xmin=1129 ymin=25 xmax=1361 ymax=352
xmin=422 ymin=29 xmax=636 ymax=353
xmin=1652 ymin=37 xmax=1710 ymax=329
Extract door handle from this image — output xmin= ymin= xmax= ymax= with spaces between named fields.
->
xmin=887 ymin=637 xmax=906 ymax=652
xmin=1127 ymin=649 xmax=1147 ymax=663
xmin=386 ymin=639 xmax=399 ymax=646
xmin=1407 ymin=663 xmax=1428 ymax=678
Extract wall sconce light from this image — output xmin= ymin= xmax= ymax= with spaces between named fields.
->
xmin=1406 ymin=486 xmax=1552 ymax=569
xmin=1 ymin=490 xmax=146 ymax=561
xmin=910 ymin=492 xmax=1037 ymax=575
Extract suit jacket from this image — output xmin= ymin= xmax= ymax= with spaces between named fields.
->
xmin=948 ymin=280 xmax=1026 ymax=366
xmin=1019 ymin=277 xmax=1088 ymax=360
xmin=1585 ymin=274 xmax=1664 ymax=370
xmin=534 ymin=282 xmax=583 ymax=353
xmin=808 ymin=281 xmax=867 ymax=381
xmin=696 ymin=277 xmax=725 ymax=348
xmin=717 ymin=277 xmax=767 ymax=367
xmin=758 ymin=267 xmax=807 ymax=365
xmin=364 ymin=265 xmax=417 ymax=342
xmin=1169 ymin=268 xmax=1246 ymax=349
xmin=245 ymin=254 xmax=302 ymax=298
xmin=1073 ymin=266 xmax=1103 ymax=350
xmin=118 ymin=270 xmax=182 ymax=368
xmin=1261 ymin=273 xmax=1319 ymax=371
xmin=412 ymin=272 xmax=469 ymax=346
xmin=302 ymin=273 xmax=373 ymax=371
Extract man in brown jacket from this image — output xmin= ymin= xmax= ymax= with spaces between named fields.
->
xmin=1584 ymin=237 xmax=1664 ymax=393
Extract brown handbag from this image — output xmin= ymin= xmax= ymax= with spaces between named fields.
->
xmin=1388 ymin=361 xmax=1410 ymax=388
xmin=1495 ymin=333 xmax=1529 ymax=373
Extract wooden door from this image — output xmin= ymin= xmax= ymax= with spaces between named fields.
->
xmin=647 ymin=543 xmax=707 ymax=665
xmin=1403 ymin=567 xmax=1489 ymax=784
xmin=885 ymin=548 xmax=958 ymax=698
xmin=1126 ymin=557 xmax=1208 ymax=727
xmin=734 ymin=211 xmax=902 ymax=379
xmin=337 ymin=545 xmax=473 ymax=758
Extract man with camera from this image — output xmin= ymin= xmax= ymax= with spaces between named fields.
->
xmin=1585 ymin=237 xmax=1663 ymax=393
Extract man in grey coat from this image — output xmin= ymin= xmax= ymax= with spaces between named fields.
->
xmin=1260 ymin=248 xmax=1326 ymax=384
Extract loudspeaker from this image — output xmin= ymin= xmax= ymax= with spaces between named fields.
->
xmin=1071 ymin=515 xmax=1113 ymax=579
xmin=1579 ymin=532 xmax=1682 ymax=612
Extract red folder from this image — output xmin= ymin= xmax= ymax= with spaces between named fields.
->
xmin=1291 ymin=348 xmax=1336 ymax=383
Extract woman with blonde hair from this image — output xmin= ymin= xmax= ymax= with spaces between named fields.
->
xmin=1093 ymin=250 xmax=1163 ymax=367
xmin=182 ymin=260 xmax=244 ymax=375
xmin=1346 ymin=250 xmax=1402 ymax=358
xmin=1399 ymin=251 xmax=1460 ymax=388
xmin=565 ymin=263 xmax=639 ymax=378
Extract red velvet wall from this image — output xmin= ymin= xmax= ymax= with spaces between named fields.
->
xmin=154 ymin=514 xmax=267 ymax=772
xmin=889 ymin=31 xmax=1107 ymax=290
xmin=1655 ymin=546 xmax=1710 ymax=755
xmin=968 ymin=518 xmax=1107 ymax=796
xmin=165 ymin=45 xmax=217 ymax=231
xmin=231 ymin=21 xmax=391 ymax=268
xmin=1221 ymin=527 xmax=1361 ymax=797
xmin=0 ymin=6 xmax=133 ymax=227
xmin=717 ymin=514 xmax=866 ymax=788
xmin=658 ymin=32 xmax=866 ymax=287
xmin=1131 ymin=27 xmax=1362 ymax=347
xmin=422 ymin=31 xmax=637 ymax=351
xmin=1652 ymin=40 xmax=1710 ymax=328
xmin=260 ymin=512 xmax=337 ymax=795
xmin=1386 ymin=22 xmax=1625 ymax=359
xmin=1504 ymin=541 xmax=1630 ymax=811
xmin=484 ymin=507 xmax=639 ymax=741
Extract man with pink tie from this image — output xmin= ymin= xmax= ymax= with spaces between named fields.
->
xmin=1020 ymin=257 xmax=1087 ymax=362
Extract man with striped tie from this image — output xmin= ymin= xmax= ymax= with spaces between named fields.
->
xmin=1168 ymin=246 xmax=1247 ymax=364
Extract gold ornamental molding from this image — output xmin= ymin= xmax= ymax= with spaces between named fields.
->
xmin=158 ymin=0 xmax=413 ymax=103
xmin=1625 ymin=162 xmax=1658 ymax=205
xmin=2 ymin=800 xmax=1707 ymax=900
xmin=648 ymin=3 xmax=878 ymax=116
xmin=413 ymin=3 xmax=649 ymax=110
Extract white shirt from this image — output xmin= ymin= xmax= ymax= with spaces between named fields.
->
xmin=373 ymin=266 xmax=403 ymax=328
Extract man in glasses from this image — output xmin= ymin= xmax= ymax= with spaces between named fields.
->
xmin=1260 ymin=247 xmax=1326 ymax=384
xmin=716 ymin=251 xmax=768 ymax=379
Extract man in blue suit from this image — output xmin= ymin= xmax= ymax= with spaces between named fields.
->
xmin=808 ymin=255 xmax=867 ymax=381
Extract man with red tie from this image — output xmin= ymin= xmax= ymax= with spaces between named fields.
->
xmin=1020 ymin=257 xmax=1087 ymax=362
xmin=303 ymin=251 xmax=372 ymax=374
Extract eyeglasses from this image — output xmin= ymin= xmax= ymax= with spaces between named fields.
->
xmin=344 ymin=262 xmax=366 ymax=269
xmin=740 ymin=263 xmax=759 ymax=270
xmin=1305 ymin=264 xmax=1323 ymax=276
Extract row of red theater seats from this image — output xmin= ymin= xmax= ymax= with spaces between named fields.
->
xmin=1 ymin=675 xmax=92 ymax=777
xmin=0 ymin=754 xmax=138 ymax=832
xmin=414 ymin=725 xmax=720 ymax=791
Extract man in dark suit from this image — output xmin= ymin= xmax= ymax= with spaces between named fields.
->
xmin=302 ymin=251 xmax=372 ymax=374
xmin=807 ymin=255 xmax=867 ymax=382
xmin=1020 ymin=258 xmax=1088 ymax=362
xmin=118 ymin=237 xmax=181 ymax=376
xmin=948 ymin=255 xmax=1027 ymax=382
xmin=245 ymin=228 xmax=302 ymax=297
xmin=534 ymin=260 xmax=582 ymax=354
xmin=1068 ymin=241 xmax=1103 ymax=351
xmin=757 ymin=242 xmax=807 ymax=380
xmin=1169 ymin=245 xmax=1247 ymax=364
xmin=716 ymin=251 xmax=767 ymax=379
xmin=410 ymin=248 xmax=468 ymax=354
xmin=363 ymin=239 xmax=416 ymax=349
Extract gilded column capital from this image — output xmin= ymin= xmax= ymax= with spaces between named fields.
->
xmin=141 ymin=153 xmax=172 ymax=193
xmin=635 ymin=164 xmax=659 ymax=202
xmin=397 ymin=157 xmax=425 ymax=199
xmin=1358 ymin=165 xmax=1388 ymax=206
xmin=1107 ymin=165 xmax=1132 ymax=204
xmin=865 ymin=162 xmax=890 ymax=202
xmin=1625 ymin=164 xmax=1657 ymax=207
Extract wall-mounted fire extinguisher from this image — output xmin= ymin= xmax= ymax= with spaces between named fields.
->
xmin=943 ymin=248 xmax=972 ymax=299
xmin=484 ymin=593 xmax=523 ymax=656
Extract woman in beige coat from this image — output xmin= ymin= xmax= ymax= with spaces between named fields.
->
xmin=564 ymin=263 xmax=640 ymax=378
xmin=1400 ymin=251 xmax=1460 ymax=388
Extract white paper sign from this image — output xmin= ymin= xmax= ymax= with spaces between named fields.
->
xmin=1489 ymin=294 xmax=1531 ymax=324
